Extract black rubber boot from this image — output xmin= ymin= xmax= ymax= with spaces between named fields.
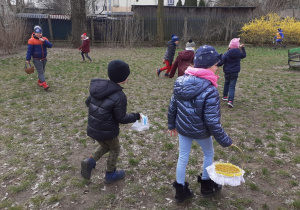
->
xmin=81 ymin=157 xmax=96 ymax=180
xmin=172 ymin=181 xmax=194 ymax=203
xmin=198 ymin=174 xmax=222 ymax=197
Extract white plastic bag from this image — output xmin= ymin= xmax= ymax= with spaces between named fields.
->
xmin=131 ymin=115 xmax=150 ymax=131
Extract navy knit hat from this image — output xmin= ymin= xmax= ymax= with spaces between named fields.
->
xmin=34 ymin=25 xmax=42 ymax=33
xmin=194 ymin=45 xmax=221 ymax=68
xmin=108 ymin=60 xmax=130 ymax=83
xmin=171 ymin=34 xmax=179 ymax=42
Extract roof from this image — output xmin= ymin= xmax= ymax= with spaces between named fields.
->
xmin=16 ymin=13 xmax=70 ymax=20
xmin=106 ymin=12 xmax=133 ymax=16
xmin=16 ymin=13 xmax=48 ymax=18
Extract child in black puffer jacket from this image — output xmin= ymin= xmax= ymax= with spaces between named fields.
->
xmin=81 ymin=60 xmax=140 ymax=183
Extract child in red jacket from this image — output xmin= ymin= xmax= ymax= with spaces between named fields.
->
xmin=78 ymin=33 xmax=92 ymax=62
xmin=169 ymin=39 xmax=195 ymax=78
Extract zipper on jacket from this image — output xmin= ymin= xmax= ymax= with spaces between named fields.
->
xmin=41 ymin=42 xmax=44 ymax=59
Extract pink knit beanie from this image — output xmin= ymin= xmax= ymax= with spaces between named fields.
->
xmin=229 ymin=38 xmax=240 ymax=49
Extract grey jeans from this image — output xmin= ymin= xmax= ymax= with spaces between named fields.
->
xmin=33 ymin=59 xmax=47 ymax=82
xmin=93 ymin=137 xmax=120 ymax=172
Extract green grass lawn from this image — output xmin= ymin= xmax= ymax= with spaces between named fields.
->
xmin=0 ymin=45 xmax=299 ymax=209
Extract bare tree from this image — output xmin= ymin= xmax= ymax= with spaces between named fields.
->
xmin=5 ymin=0 xmax=26 ymax=14
xmin=32 ymin=0 xmax=71 ymax=14
xmin=157 ymin=0 xmax=164 ymax=46
xmin=71 ymin=0 xmax=86 ymax=47
xmin=85 ymin=0 xmax=96 ymax=15
xmin=0 ymin=13 xmax=27 ymax=53
xmin=51 ymin=0 xmax=71 ymax=14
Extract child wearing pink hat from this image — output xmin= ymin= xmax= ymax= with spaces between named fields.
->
xmin=218 ymin=38 xmax=246 ymax=108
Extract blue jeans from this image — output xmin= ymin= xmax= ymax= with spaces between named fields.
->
xmin=176 ymin=134 xmax=214 ymax=185
xmin=81 ymin=52 xmax=92 ymax=61
xmin=223 ymin=74 xmax=238 ymax=102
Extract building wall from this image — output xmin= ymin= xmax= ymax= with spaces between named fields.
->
xmin=99 ymin=0 xmax=198 ymax=13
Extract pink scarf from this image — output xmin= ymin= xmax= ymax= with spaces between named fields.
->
xmin=185 ymin=66 xmax=219 ymax=87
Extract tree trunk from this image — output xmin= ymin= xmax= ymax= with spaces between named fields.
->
xmin=71 ymin=0 xmax=86 ymax=48
xmin=92 ymin=0 xmax=95 ymax=14
xmin=157 ymin=0 xmax=164 ymax=46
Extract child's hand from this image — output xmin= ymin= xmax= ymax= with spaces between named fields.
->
xmin=167 ymin=129 xmax=178 ymax=137
xmin=162 ymin=59 xmax=165 ymax=64
xmin=240 ymin=44 xmax=244 ymax=48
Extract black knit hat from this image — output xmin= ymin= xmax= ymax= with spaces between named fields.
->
xmin=108 ymin=60 xmax=130 ymax=83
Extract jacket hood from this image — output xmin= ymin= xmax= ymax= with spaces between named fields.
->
xmin=89 ymin=79 xmax=122 ymax=100
xmin=173 ymin=74 xmax=211 ymax=100
xmin=178 ymin=50 xmax=194 ymax=60
xmin=167 ymin=40 xmax=176 ymax=46
xmin=227 ymin=48 xmax=242 ymax=58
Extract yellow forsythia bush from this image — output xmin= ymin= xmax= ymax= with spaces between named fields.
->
xmin=240 ymin=13 xmax=300 ymax=44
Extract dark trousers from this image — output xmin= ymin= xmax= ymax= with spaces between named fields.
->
xmin=81 ymin=52 xmax=92 ymax=61
xmin=33 ymin=59 xmax=47 ymax=82
xmin=93 ymin=137 xmax=120 ymax=172
xmin=274 ymin=41 xmax=286 ymax=49
xmin=223 ymin=74 xmax=238 ymax=102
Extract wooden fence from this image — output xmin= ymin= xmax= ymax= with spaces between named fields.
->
xmin=18 ymin=6 xmax=256 ymax=46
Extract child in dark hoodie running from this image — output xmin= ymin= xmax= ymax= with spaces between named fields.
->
xmin=168 ymin=45 xmax=233 ymax=203
xmin=81 ymin=60 xmax=141 ymax=183
xmin=218 ymin=38 xmax=246 ymax=108
xmin=78 ymin=33 xmax=92 ymax=62
xmin=156 ymin=34 xmax=179 ymax=77
xmin=169 ymin=39 xmax=195 ymax=78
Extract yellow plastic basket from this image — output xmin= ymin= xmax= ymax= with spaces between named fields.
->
xmin=206 ymin=144 xmax=245 ymax=186
xmin=214 ymin=145 xmax=244 ymax=177
xmin=214 ymin=162 xmax=243 ymax=177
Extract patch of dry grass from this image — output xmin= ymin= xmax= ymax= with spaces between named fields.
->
xmin=0 ymin=45 xmax=299 ymax=209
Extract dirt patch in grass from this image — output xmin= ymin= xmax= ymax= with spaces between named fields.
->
xmin=0 ymin=46 xmax=299 ymax=209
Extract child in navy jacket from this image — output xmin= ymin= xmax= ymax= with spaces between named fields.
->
xmin=168 ymin=45 xmax=233 ymax=202
xmin=218 ymin=38 xmax=246 ymax=108
xmin=156 ymin=34 xmax=179 ymax=77
xmin=26 ymin=25 xmax=52 ymax=90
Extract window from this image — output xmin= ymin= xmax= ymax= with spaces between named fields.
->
xmin=168 ymin=0 xmax=174 ymax=6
